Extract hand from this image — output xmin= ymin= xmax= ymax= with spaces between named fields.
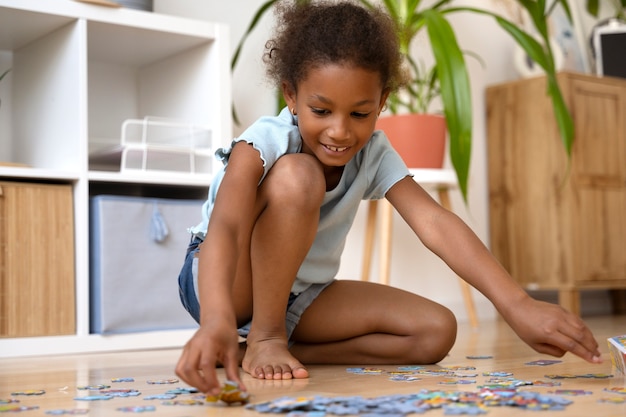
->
xmin=503 ymin=296 xmax=602 ymax=363
xmin=175 ymin=317 xmax=245 ymax=395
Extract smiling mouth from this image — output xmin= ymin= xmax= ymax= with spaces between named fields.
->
xmin=324 ymin=144 xmax=349 ymax=152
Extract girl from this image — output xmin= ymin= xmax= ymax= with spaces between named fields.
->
xmin=175 ymin=0 xmax=601 ymax=396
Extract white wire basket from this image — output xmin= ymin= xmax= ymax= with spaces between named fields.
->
xmin=119 ymin=116 xmax=213 ymax=176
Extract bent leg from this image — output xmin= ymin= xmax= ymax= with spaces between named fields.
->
xmin=290 ymin=280 xmax=457 ymax=365
xmin=232 ymin=153 xmax=325 ymax=380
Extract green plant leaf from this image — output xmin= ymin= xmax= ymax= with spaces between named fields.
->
xmin=586 ymin=0 xmax=599 ymax=16
xmin=0 ymin=68 xmax=10 ymax=82
xmin=231 ymin=0 xmax=278 ymax=71
xmin=422 ymin=9 xmax=472 ymax=202
xmin=453 ymin=5 xmax=574 ymax=156
xmin=546 ymin=75 xmax=574 ymax=155
xmin=230 ymin=0 xmax=279 ymax=124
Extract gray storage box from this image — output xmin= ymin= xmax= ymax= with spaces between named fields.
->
xmin=90 ymin=195 xmax=201 ymax=334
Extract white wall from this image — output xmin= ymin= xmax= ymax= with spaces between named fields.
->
xmin=153 ymin=0 xmax=602 ymax=323
xmin=0 ymin=51 xmax=12 ymax=160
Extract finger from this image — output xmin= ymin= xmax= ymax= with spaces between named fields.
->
xmin=198 ymin=353 xmax=222 ymax=395
xmin=569 ymin=320 xmax=601 ymax=356
xmin=544 ymin=329 xmax=601 ymax=363
xmin=175 ymin=348 xmax=210 ymax=393
xmin=223 ymin=351 xmax=246 ymax=392
xmin=557 ymin=316 xmax=602 ymax=361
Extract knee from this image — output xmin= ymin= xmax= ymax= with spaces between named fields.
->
xmin=266 ymin=153 xmax=325 ymax=209
xmin=409 ymin=306 xmax=457 ymax=364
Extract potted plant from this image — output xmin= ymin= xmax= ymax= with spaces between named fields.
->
xmin=374 ymin=61 xmax=448 ymax=170
xmin=232 ymin=0 xmax=578 ymax=202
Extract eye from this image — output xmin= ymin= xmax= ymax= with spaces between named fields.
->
xmin=311 ymin=107 xmax=329 ymax=116
xmin=351 ymin=111 xmax=370 ymax=119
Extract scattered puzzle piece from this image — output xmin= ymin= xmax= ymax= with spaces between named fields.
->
xmin=45 ymin=409 xmax=89 ymax=415
xmin=598 ymin=396 xmax=626 ymax=404
xmin=147 ymin=378 xmax=179 ymax=385
xmin=77 ymin=384 xmax=109 ymax=390
xmin=116 ymin=405 xmax=156 ymax=413
xmin=525 ymin=359 xmax=562 ymax=366
xmin=205 ymin=380 xmax=250 ymax=405
xmin=165 ymin=387 xmax=198 ymax=395
xmin=10 ymin=389 xmax=45 ymax=396
xmin=74 ymin=395 xmax=113 ymax=401
xmin=111 ymin=377 xmax=135 ymax=383
xmin=551 ymin=389 xmax=593 ymax=396
xmin=0 ymin=404 xmax=39 ymax=412
xmin=482 ymin=371 xmax=512 ymax=377
xmin=99 ymin=389 xmax=141 ymax=397
xmin=162 ymin=399 xmax=204 ymax=406
xmin=143 ymin=394 xmax=176 ymax=400
xmin=604 ymin=387 xmax=626 ymax=395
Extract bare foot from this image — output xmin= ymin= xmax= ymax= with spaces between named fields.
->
xmin=242 ymin=336 xmax=309 ymax=380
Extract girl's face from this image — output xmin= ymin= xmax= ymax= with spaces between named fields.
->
xmin=283 ymin=64 xmax=388 ymax=170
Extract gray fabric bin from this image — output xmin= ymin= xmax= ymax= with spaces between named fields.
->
xmin=90 ymin=195 xmax=201 ymax=334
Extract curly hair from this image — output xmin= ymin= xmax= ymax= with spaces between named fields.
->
xmin=264 ymin=0 xmax=406 ymax=94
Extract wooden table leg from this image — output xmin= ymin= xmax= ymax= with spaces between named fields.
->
xmin=361 ymin=199 xmax=378 ymax=281
xmin=558 ymin=288 xmax=580 ymax=316
xmin=379 ymin=199 xmax=393 ymax=286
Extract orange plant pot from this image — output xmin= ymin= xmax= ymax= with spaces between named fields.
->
xmin=376 ymin=113 xmax=447 ymax=169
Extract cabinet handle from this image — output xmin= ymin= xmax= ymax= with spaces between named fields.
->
xmin=0 ymin=185 xmax=3 ymax=197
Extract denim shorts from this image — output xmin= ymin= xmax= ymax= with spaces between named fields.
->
xmin=178 ymin=236 xmax=334 ymax=341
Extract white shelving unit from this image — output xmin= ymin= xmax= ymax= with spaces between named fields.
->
xmin=0 ymin=0 xmax=231 ymax=357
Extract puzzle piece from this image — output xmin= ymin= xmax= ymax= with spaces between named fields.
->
xmin=45 ymin=409 xmax=90 ymax=415
xmin=598 ymin=396 xmax=626 ymax=404
xmin=0 ymin=404 xmax=39 ymax=412
xmin=10 ymin=389 xmax=45 ymax=396
xmin=76 ymin=384 xmax=110 ymax=390
xmin=143 ymin=394 xmax=177 ymax=400
xmin=525 ymin=359 xmax=562 ymax=366
xmin=604 ymin=387 xmax=626 ymax=395
xmin=551 ymin=389 xmax=593 ymax=396
xmin=162 ymin=399 xmax=204 ymax=406
xmin=443 ymin=402 xmax=488 ymax=415
xmin=205 ymin=380 xmax=250 ymax=405
xmin=74 ymin=395 xmax=113 ymax=401
xmin=99 ymin=389 xmax=141 ymax=397
xmin=147 ymin=378 xmax=179 ymax=384
xmin=165 ymin=387 xmax=198 ymax=395
xmin=482 ymin=371 xmax=512 ymax=377
xmin=116 ymin=405 xmax=156 ymax=413
xmin=111 ymin=377 xmax=135 ymax=383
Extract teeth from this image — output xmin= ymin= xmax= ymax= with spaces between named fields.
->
xmin=326 ymin=145 xmax=348 ymax=152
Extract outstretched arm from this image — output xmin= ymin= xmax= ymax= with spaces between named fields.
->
xmin=386 ymin=176 xmax=601 ymax=363
xmin=176 ymin=142 xmax=264 ymax=394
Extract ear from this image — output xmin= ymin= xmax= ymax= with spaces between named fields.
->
xmin=378 ymin=88 xmax=390 ymax=115
xmin=281 ymin=80 xmax=297 ymax=111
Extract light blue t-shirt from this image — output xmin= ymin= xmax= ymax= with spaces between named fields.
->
xmin=190 ymin=107 xmax=410 ymax=293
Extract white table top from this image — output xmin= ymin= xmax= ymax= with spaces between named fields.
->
xmin=409 ymin=168 xmax=457 ymax=187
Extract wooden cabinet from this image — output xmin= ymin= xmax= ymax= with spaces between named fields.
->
xmin=487 ymin=72 xmax=626 ymax=315
xmin=0 ymin=181 xmax=75 ymax=337
xmin=0 ymin=0 xmax=230 ymax=356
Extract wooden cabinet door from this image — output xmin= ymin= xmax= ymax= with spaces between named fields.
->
xmin=487 ymin=72 xmax=626 ymax=300
xmin=569 ymin=77 xmax=626 ymax=286
xmin=0 ymin=182 xmax=75 ymax=337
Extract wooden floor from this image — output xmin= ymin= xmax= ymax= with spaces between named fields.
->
xmin=1 ymin=315 xmax=625 ymax=416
